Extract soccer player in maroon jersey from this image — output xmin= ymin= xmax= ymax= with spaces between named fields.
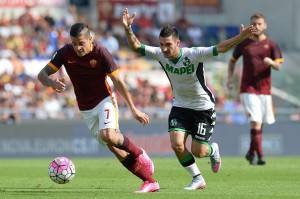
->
xmin=227 ymin=13 xmax=284 ymax=165
xmin=38 ymin=23 xmax=159 ymax=192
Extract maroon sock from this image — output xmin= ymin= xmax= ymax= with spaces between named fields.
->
xmin=117 ymin=136 xmax=142 ymax=158
xmin=248 ymin=129 xmax=257 ymax=156
xmin=256 ymin=129 xmax=263 ymax=159
xmin=121 ymin=154 xmax=155 ymax=183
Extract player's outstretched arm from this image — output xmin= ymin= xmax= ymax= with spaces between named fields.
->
xmin=217 ymin=24 xmax=257 ymax=53
xmin=109 ymin=70 xmax=150 ymax=125
xmin=122 ymin=8 xmax=142 ymax=51
xmin=38 ymin=65 xmax=66 ymax=93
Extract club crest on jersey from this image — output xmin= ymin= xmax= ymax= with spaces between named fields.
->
xmin=183 ymin=57 xmax=191 ymax=66
xmin=170 ymin=119 xmax=177 ymax=127
xmin=263 ymin=44 xmax=269 ymax=49
xmin=89 ymin=59 xmax=97 ymax=68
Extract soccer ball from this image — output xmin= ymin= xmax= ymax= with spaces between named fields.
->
xmin=48 ymin=157 xmax=75 ymax=184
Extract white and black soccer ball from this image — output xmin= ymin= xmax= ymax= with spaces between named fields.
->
xmin=48 ymin=157 xmax=75 ymax=184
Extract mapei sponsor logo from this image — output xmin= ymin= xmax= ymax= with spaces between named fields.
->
xmin=165 ymin=57 xmax=194 ymax=75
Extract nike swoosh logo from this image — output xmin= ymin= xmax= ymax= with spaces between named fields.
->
xmin=68 ymin=61 xmax=76 ymax=64
xmin=104 ymin=121 xmax=111 ymax=124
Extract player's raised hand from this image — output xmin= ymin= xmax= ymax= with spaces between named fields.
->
xmin=51 ymin=77 xmax=66 ymax=93
xmin=122 ymin=8 xmax=135 ymax=29
xmin=132 ymin=108 xmax=150 ymax=125
xmin=240 ymin=24 xmax=257 ymax=38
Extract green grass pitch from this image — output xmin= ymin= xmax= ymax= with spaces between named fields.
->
xmin=0 ymin=157 xmax=299 ymax=199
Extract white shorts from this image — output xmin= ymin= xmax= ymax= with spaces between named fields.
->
xmin=80 ymin=95 xmax=119 ymax=137
xmin=240 ymin=93 xmax=275 ymax=124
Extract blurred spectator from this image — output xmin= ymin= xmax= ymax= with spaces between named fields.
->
xmin=18 ymin=6 xmax=34 ymax=27
xmin=135 ymin=13 xmax=153 ymax=30
xmin=203 ymin=25 xmax=219 ymax=46
xmin=175 ymin=17 xmax=190 ymax=46
xmin=0 ymin=5 xmax=254 ymax=123
xmin=187 ymin=25 xmax=203 ymax=46
xmin=62 ymin=4 xmax=78 ymax=27
xmin=0 ymin=4 xmax=79 ymax=59
xmin=99 ymin=31 xmax=119 ymax=55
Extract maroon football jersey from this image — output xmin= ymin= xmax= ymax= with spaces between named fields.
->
xmin=232 ymin=38 xmax=283 ymax=94
xmin=48 ymin=43 xmax=119 ymax=110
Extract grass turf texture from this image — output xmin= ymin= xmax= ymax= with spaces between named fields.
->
xmin=0 ymin=157 xmax=299 ymax=199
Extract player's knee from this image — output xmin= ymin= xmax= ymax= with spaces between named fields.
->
xmin=99 ymin=129 xmax=118 ymax=145
xmin=191 ymin=148 xmax=207 ymax=158
xmin=171 ymin=142 xmax=185 ymax=153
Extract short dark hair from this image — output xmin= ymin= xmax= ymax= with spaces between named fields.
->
xmin=250 ymin=12 xmax=266 ymax=21
xmin=159 ymin=25 xmax=179 ymax=39
xmin=70 ymin=22 xmax=90 ymax=37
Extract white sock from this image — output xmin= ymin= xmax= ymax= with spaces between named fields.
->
xmin=210 ymin=143 xmax=217 ymax=157
xmin=184 ymin=162 xmax=201 ymax=178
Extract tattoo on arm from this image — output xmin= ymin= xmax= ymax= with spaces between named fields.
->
xmin=125 ymin=27 xmax=141 ymax=50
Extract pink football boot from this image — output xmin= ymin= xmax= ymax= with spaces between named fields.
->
xmin=135 ymin=181 xmax=160 ymax=193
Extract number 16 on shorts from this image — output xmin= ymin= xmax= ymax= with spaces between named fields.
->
xmin=195 ymin=123 xmax=213 ymax=141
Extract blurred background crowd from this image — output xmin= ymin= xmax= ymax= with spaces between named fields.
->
xmin=1 ymin=0 xmax=299 ymax=124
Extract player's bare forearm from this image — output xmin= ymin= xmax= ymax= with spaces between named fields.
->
xmin=228 ymin=58 xmax=237 ymax=78
xmin=110 ymin=71 xmax=149 ymax=125
xmin=38 ymin=65 xmax=56 ymax=87
xmin=110 ymin=75 xmax=137 ymax=112
xmin=217 ymin=25 xmax=256 ymax=53
xmin=122 ymin=8 xmax=141 ymax=51
xmin=217 ymin=34 xmax=247 ymax=53
xmin=227 ymin=58 xmax=237 ymax=89
xmin=271 ymin=62 xmax=281 ymax=70
xmin=124 ymin=26 xmax=141 ymax=51
xmin=264 ymin=57 xmax=281 ymax=71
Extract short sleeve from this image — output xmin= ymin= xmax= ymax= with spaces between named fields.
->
xmin=192 ymin=46 xmax=218 ymax=62
xmin=48 ymin=49 xmax=64 ymax=71
xmin=138 ymin=44 xmax=161 ymax=60
xmin=232 ymin=43 xmax=242 ymax=61
xmin=270 ymin=42 xmax=284 ymax=63
xmin=100 ymin=47 xmax=119 ymax=74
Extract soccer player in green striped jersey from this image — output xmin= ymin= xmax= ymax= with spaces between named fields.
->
xmin=122 ymin=8 xmax=257 ymax=190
